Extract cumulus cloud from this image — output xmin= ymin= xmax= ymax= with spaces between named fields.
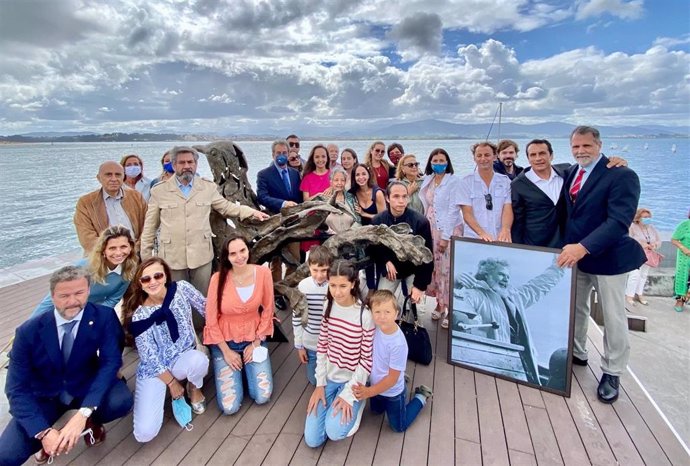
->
xmin=575 ymin=0 xmax=643 ymax=21
xmin=388 ymin=12 xmax=443 ymax=60
xmin=0 ymin=0 xmax=687 ymax=133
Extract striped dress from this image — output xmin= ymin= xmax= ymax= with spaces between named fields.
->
xmin=293 ymin=277 xmax=328 ymax=351
xmin=315 ymin=301 xmax=374 ymax=406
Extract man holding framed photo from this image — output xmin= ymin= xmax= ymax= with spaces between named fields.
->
xmin=556 ymin=126 xmax=645 ymax=404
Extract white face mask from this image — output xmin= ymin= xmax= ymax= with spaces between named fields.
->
xmin=252 ymin=345 xmax=268 ymax=363
xmin=124 ymin=165 xmax=142 ymax=177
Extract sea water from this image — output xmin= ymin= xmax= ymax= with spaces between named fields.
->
xmin=0 ymin=138 xmax=687 ymax=270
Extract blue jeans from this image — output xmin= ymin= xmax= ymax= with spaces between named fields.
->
xmin=210 ymin=341 xmax=273 ymax=415
xmin=304 ymin=380 xmax=364 ymax=447
xmin=370 ymin=388 xmax=425 ymax=432
xmin=305 ymin=349 xmax=317 ymax=386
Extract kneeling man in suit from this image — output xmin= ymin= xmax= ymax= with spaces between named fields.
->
xmin=0 ymin=266 xmax=133 ymax=465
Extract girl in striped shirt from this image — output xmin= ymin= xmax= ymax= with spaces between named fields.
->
xmin=304 ymin=260 xmax=374 ymax=447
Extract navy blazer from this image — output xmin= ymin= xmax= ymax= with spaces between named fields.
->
xmin=563 ymin=155 xmax=645 ymax=275
xmin=256 ymin=164 xmax=302 ymax=214
xmin=511 ymin=163 xmax=569 ymax=248
xmin=6 ymin=303 xmax=124 ymax=437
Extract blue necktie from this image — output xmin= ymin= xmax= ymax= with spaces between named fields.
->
xmin=61 ymin=320 xmax=77 ymax=364
xmin=281 ymin=169 xmax=291 ymax=193
xmin=59 ymin=320 xmax=77 ymax=405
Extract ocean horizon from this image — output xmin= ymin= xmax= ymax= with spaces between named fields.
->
xmin=1 ymin=137 xmax=687 ymax=270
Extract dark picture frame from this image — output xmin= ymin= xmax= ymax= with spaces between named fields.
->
xmin=447 ymin=237 xmax=576 ymax=397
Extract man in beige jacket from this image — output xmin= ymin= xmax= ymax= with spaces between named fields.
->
xmin=141 ymin=146 xmax=268 ymax=300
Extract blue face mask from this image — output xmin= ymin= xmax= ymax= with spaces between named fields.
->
xmin=163 ymin=162 xmax=174 ymax=174
xmin=275 ymin=154 xmax=288 ymax=166
xmin=431 ymin=163 xmax=447 ymax=174
xmin=640 ymin=217 xmax=652 ymax=225
xmin=171 ymin=397 xmax=193 ymax=430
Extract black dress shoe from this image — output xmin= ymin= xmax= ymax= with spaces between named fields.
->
xmin=572 ymin=356 xmax=588 ymax=366
xmin=597 ymin=374 xmax=620 ymax=404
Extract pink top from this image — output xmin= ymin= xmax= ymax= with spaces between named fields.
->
xmin=300 ymin=171 xmax=331 ymax=198
xmin=629 ymin=222 xmax=661 ymax=249
xmin=203 ymin=265 xmax=275 ymax=344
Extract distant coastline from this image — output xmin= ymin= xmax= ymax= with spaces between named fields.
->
xmin=2 ymin=119 xmax=687 ymax=143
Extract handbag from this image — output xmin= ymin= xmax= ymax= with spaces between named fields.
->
xmin=644 ymin=249 xmax=663 ymax=267
xmin=397 ymin=285 xmax=433 ymax=365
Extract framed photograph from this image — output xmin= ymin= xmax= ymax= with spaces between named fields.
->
xmin=447 ymin=237 xmax=576 ymax=397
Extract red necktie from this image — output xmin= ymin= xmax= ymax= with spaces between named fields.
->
xmin=569 ymin=168 xmax=586 ymax=201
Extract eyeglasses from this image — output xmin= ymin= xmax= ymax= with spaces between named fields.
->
xmin=288 ymin=142 xmax=300 ymax=148
xmin=484 ymin=194 xmax=493 ymax=211
xmin=373 ymin=149 xmax=385 ymax=154
xmin=403 ymin=162 xmax=419 ymax=168
xmin=288 ymin=156 xmax=299 ymax=162
xmin=140 ymin=272 xmax=165 ymax=284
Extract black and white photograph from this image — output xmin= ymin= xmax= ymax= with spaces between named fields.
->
xmin=448 ymin=237 xmax=576 ymax=396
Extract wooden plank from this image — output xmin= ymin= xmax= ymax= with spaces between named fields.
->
xmin=317 ymin=435 xmax=352 ymax=466
xmin=507 ymin=449 xmax=537 ymax=466
xmin=475 ymin=372 xmax=509 ymax=466
xmin=372 ymin=410 xmax=404 ymax=466
xmin=517 ymin=384 xmax=545 ymax=409
xmin=541 ymin=391 xmax=591 ymax=466
xmin=427 ymin=325 xmax=455 ymax=466
xmin=495 ymin=378 xmax=534 ymax=456
xmin=455 ymin=438 xmax=481 ymax=466
xmin=522 ymin=404 xmax=563 ymax=465
xmin=573 ymin=368 xmax=644 ymax=466
xmin=564 ymin=369 xmax=617 ymax=465
xmin=290 ymin=438 xmax=323 ymax=466
xmin=346 ymin=410 xmax=383 ymax=466
xmin=454 ymin=367 xmax=479 ymax=444
xmin=585 ymin=325 xmax=686 ymax=465
xmin=262 ymin=387 xmax=313 ymax=466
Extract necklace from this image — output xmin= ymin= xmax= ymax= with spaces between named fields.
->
xmin=232 ymin=267 xmax=253 ymax=286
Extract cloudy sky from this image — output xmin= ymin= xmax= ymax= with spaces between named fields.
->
xmin=1 ymin=0 xmax=688 ymax=135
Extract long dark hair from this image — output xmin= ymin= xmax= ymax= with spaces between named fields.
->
xmin=302 ymin=144 xmax=329 ymax=177
xmin=216 ymin=233 xmax=251 ymax=311
xmin=122 ymin=257 xmax=173 ymax=331
xmin=348 ymin=163 xmax=376 ymax=195
xmin=323 ymin=259 xmax=361 ymax=321
xmin=424 ymin=148 xmax=454 ymax=175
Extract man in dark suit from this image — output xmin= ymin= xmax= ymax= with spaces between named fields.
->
xmin=556 ymin=126 xmax=645 ymax=404
xmin=257 ymin=139 xmax=303 ymax=280
xmin=511 ymin=139 xmax=569 ymax=248
xmin=0 ymin=266 xmax=133 ymax=465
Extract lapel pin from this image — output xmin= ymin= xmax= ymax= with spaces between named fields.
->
xmin=89 ymin=321 xmax=94 ymax=326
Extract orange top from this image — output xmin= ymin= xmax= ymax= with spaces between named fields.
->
xmin=203 ymin=265 xmax=275 ymax=345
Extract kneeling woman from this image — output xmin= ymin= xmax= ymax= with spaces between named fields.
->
xmin=203 ymin=234 xmax=275 ymax=415
xmin=32 ymin=225 xmax=138 ymax=318
xmin=123 ymin=258 xmax=209 ymax=442
xmin=304 ymin=260 xmax=374 ymax=447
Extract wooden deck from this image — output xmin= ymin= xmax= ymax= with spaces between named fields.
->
xmin=1 ymin=274 xmax=688 ymax=465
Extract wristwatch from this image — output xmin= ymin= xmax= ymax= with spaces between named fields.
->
xmin=78 ymin=407 xmax=93 ymax=418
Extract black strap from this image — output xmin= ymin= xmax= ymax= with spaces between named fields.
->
xmin=400 ymin=280 xmax=419 ymax=322
xmin=130 ymin=282 xmax=180 ymax=341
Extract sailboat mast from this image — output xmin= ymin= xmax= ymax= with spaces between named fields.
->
xmin=497 ymin=102 xmax=502 ymax=142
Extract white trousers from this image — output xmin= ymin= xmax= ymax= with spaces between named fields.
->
xmin=573 ymin=271 xmax=630 ymax=376
xmin=377 ymin=274 xmax=416 ymax=310
xmin=625 ymin=264 xmax=650 ymax=297
xmin=133 ymin=349 xmax=209 ymax=443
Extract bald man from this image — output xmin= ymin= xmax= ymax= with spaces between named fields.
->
xmin=73 ymin=161 xmax=147 ymax=253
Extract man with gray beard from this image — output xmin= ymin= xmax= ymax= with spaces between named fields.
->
xmin=141 ymin=146 xmax=268 ymax=304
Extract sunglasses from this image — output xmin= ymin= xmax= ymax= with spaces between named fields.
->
xmin=288 ymin=156 xmax=299 ymax=162
xmin=484 ymin=193 xmax=493 ymax=211
xmin=404 ymin=162 xmax=419 ymax=168
xmin=373 ymin=149 xmax=385 ymax=154
xmin=288 ymin=142 xmax=300 ymax=148
xmin=140 ymin=272 xmax=165 ymax=284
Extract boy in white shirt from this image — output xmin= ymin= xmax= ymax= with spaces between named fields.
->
xmin=293 ymin=246 xmax=332 ymax=385
xmin=353 ymin=290 xmax=432 ymax=432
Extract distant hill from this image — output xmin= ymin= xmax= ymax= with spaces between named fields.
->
xmin=364 ymin=119 xmax=688 ymax=139
xmin=1 ymin=120 xmax=687 ymax=142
